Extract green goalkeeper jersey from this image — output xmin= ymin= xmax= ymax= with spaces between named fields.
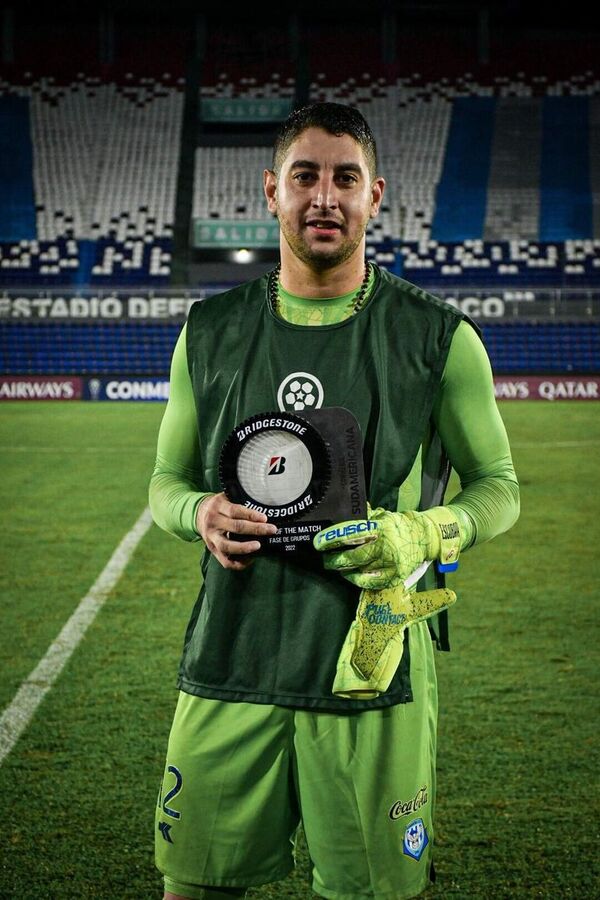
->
xmin=149 ymin=265 xmax=519 ymax=710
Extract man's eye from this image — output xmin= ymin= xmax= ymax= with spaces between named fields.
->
xmin=337 ymin=173 xmax=358 ymax=184
xmin=293 ymin=172 xmax=316 ymax=183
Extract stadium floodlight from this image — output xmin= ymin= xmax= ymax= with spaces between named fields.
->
xmin=232 ymin=248 xmax=254 ymax=264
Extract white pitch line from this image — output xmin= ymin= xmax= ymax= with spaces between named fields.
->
xmin=0 ymin=506 xmax=154 ymax=766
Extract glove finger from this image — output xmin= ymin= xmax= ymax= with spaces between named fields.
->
xmin=351 ymin=625 xmax=406 ymax=683
xmin=313 ymin=519 xmax=378 ymax=553
xmin=321 ymin=540 xmax=381 ymax=572
xmin=407 ymin=588 xmax=456 ymax=621
xmin=341 ymin=567 xmax=404 ymax=590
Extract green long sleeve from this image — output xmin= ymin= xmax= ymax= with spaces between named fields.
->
xmin=148 ymin=324 xmax=212 ymax=542
xmin=433 ymin=320 xmax=520 ymax=549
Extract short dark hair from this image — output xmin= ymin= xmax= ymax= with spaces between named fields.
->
xmin=272 ymin=102 xmax=378 ymax=180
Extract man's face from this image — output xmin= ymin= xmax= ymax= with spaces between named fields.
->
xmin=264 ymin=127 xmax=385 ymax=272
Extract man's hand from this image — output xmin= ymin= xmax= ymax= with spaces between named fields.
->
xmin=195 ymin=493 xmax=277 ymax=570
xmin=313 ymin=505 xmax=461 ymax=590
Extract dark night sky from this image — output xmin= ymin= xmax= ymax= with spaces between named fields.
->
xmin=2 ymin=1 xmax=598 ymax=31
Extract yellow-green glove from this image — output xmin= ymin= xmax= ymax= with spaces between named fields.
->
xmin=332 ymin=582 xmax=456 ymax=699
xmin=313 ymin=505 xmax=461 ymax=590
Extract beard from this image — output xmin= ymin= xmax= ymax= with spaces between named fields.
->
xmin=276 ymin=211 xmax=370 ymax=272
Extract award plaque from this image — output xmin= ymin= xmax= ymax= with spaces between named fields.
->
xmin=219 ymin=407 xmax=368 ymax=556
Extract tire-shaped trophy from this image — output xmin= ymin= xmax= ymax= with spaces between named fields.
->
xmin=219 ymin=407 xmax=368 ymax=556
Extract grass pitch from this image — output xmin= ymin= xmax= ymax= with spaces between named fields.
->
xmin=0 ymin=401 xmax=598 ymax=898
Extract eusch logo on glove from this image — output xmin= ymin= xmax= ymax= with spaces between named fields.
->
xmin=318 ymin=520 xmax=378 ymax=546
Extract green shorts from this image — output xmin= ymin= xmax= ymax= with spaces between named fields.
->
xmin=155 ymin=623 xmax=438 ymax=900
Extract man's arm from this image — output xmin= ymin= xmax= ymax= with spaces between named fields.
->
xmin=313 ymin=319 xmax=519 ymax=588
xmin=148 ymin=323 xmax=277 ymax=566
xmin=148 ymin=323 xmax=209 ymax=542
xmin=434 ymin=319 xmax=520 ymax=550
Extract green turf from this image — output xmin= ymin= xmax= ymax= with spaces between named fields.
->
xmin=0 ymin=403 xmax=165 ymax=709
xmin=0 ymin=401 xmax=598 ymax=898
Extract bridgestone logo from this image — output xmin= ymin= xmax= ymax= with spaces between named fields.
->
xmin=267 ymin=456 xmax=286 ymax=475
xmin=236 ymin=417 xmax=307 ymax=441
xmin=244 ymin=493 xmax=312 ymax=518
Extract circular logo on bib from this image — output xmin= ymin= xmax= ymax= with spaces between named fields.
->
xmin=277 ymin=372 xmax=324 ymax=412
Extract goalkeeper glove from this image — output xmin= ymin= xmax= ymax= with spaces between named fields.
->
xmin=313 ymin=505 xmax=461 ymax=590
xmin=332 ymin=582 xmax=456 ymax=698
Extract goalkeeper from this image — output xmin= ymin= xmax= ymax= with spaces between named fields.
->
xmin=149 ymin=101 xmax=520 ymax=900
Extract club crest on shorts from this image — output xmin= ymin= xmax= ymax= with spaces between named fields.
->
xmin=277 ymin=372 xmax=324 ymax=412
xmin=403 ymin=818 xmax=429 ymax=861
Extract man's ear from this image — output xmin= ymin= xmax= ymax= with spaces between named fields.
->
xmin=370 ymin=176 xmax=386 ymax=218
xmin=264 ymin=169 xmax=278 ymax=215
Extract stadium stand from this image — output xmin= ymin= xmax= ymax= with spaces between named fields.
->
xmin=190 ymin=70 xmax=600 ymax=286
xmin=0 ymin=66 xmax=598 ymax=286
xmin=0 ymin=71 xmax=183 ymax=285
xmin=2 ymin=318 xmax=597 ymax=377
xmin=431 ymin=96 xmax=496 ymax=241
xmin=484 ymin=97 xmax=541 ymax=241
xmin=0 ymin=16 xmax=598 ymax=382
xmin=193 ymin=147 xmax=274 ymax=221
xmin=0 ymin=95 xmax=36 ymax=242
xmin=0 ymin=320 xmax=180 ymax=375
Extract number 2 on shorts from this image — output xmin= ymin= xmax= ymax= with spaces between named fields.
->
xmin=159 ymin=764 xmax=183 ymax=820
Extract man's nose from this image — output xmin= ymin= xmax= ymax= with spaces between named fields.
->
xmin=312 ymin=176 xmax=338 ymax=209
